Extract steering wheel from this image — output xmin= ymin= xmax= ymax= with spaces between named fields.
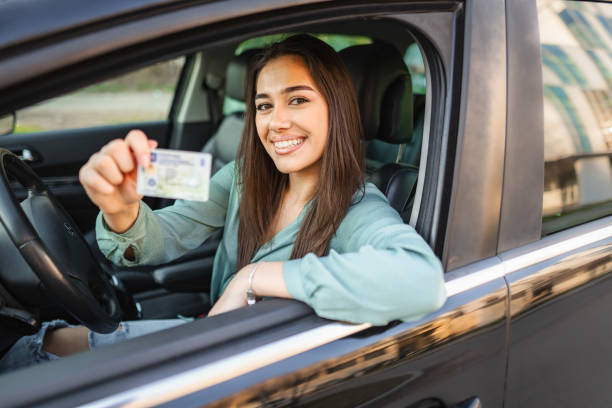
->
xmin=0 ymin=149 xmax=121 ymax=333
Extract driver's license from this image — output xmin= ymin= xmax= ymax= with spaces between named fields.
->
xmin=137 ymin=148 xmax=211 ymax=202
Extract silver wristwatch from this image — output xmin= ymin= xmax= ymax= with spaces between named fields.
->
xmin=247 ymin=262 xmax=261 ymax=306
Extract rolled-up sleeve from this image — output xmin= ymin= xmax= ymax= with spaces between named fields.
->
xmin=96 ymin=161 xmax=235 ymax=266
xmin=282 ymin=187 xmax=446 ymax=325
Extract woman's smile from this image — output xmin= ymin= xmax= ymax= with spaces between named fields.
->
xmin=271 ymin=136 xmax=306 ymax=154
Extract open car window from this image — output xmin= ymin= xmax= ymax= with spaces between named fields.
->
xmin=0 ymin=3 xmax=465 ymax=406
xmin=1 ymin=23 xmax=433 ymax=349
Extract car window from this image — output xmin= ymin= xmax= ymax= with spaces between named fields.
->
xmin=14 ymin=57 xmax=185 ymax=133
xmin=223 ymin=34 xmax=372 ymax=115
xmin=404 ymin=42 xmax=426 ymax=95
xmin=539 ymin=0 xmax=612 ymax=235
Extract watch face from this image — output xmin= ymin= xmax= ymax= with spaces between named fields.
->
xmin=247 ymin=290 xmax=256 ymax=306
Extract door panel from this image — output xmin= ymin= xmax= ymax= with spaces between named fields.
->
xmin=503 ymin=218 xmax=612 ymax=407
xmin=169 ymin=260 xmax=509 ymax=407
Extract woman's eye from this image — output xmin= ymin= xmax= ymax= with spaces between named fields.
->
xmin=256 ymin=103 xmax=271 ymax=111
xmin=289 ymin=97 xmax=308 ymax=105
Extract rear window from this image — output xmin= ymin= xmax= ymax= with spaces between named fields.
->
xmin=538 ymin=0 xmax=612 ymax=235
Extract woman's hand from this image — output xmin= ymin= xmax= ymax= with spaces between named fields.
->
xmin=79 ymin=129 xmax=157 ymax=233
xmin=207 ymin=262 xmax=291 ymax=317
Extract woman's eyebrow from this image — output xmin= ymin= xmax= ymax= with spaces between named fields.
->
xmin=283 ymin=85 xmax=315 ymax=94
xmin=255 ymin=85 xmax=315 ymax=100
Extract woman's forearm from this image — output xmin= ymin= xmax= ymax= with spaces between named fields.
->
xmin=208 ymin=261 xmax=292 ymax=316
xmin=250 ymin=261 xmax=291 ymax=299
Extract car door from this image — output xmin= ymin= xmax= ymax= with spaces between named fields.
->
xmin=0 ymin=1 xmax=513 ymax=407
xmin=502 ymin=1 xmax=612 ymax=406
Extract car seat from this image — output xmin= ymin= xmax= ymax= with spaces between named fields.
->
xmin=202 ymin=48 xmax=261 ymax=174
xmin=339 ymin=43 xmax=419 ymax=222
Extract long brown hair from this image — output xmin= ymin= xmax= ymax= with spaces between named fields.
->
xmin=236 ymin=34 xmax=365 ymax=269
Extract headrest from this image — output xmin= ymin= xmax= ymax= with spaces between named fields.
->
xmin=225 ymin=48 xmax=261 ymax=102
xmin=339 ymin=44 xmax=413 ymax=144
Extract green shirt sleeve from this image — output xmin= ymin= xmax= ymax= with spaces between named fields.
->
xmin=282 ymin=185 xmax=446 ymax=326
xmin=96 ymin=161 xmax=235 ymax=266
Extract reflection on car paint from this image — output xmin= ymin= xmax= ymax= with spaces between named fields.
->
xmin=207 ymin=285 xmax=507 ymax=407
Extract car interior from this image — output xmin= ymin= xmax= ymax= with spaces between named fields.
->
xmin=0 ymin=19 xmax=430 ymax=363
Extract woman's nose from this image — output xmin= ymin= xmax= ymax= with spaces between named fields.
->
xmin=269 ymin=104 xmax=291 ymax=131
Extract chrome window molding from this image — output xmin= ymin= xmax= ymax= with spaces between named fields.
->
xmin=504 ymin=219 xmax=612 ymax=318
xmin=447 ymin=217 xmax=612 ymax=296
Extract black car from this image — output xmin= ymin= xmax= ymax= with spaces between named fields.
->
xmin=1 ymin=0 xmax=611 ymax=406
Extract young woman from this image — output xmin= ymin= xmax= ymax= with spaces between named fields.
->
xmin=0 ymin=35 xmax=445 ymax=370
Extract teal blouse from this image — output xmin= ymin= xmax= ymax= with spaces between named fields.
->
xmin=96 ymin=161 xmax=446 ymax=325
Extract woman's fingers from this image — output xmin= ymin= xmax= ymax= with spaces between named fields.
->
xmin=90 ymin=152 xmax=124 ymax=185
xmin=79 ymin=129 xmax=155 ymax=215
xmin=125 ymin=129 xmax=152 ymax=168
xmin=79 ymin=164 xmax=114 ymax=195
xmin=101 ymin=139 xmax=135 ymax=174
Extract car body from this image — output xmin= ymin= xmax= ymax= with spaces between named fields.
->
xmin=0 ymin=0 xmax=611 ymax=407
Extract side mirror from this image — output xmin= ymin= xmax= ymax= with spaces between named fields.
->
xmin=0 ymin=113 xmax=16 ymax=136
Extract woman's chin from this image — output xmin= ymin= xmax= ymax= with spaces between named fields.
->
xmin=272 ymin=161 xmax=302 ymax=174
xmin=271 ymin=157 xmax=322 ymax=178
xmin=270 ymin=156 xmax=309 ymax=175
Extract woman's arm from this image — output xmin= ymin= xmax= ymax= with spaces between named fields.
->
xmin=280 ymin=190 xmax=445 ymax=325
xmin=209 ymin=185 xmax=446 ymax=325
xmin=280 ymin=188 xmax=446 ymax=325
xmin=96 ymin=161 xmax=235 ymax=266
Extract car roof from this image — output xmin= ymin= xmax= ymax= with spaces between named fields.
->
xmin=0 ymin=0 xmax=413 ymax=114
xmin=0 ymin=0 xmax=238 ymax=53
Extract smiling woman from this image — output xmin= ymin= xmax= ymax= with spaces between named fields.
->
xmin=0 ymin=34 xmax=445 ymax=372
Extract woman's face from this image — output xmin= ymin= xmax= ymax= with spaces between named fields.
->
xmin=255 ymin=55 xmax=329 ymax=176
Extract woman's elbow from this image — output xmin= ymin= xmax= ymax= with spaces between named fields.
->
xmin=400 ymin=257 xmax=446 ymax=319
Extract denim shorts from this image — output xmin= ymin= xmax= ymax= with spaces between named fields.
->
xmin=0 ymin=319 xmax=187 ymax=373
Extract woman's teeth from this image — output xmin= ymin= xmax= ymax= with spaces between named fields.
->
xmin=274 ymin=139 xmax=304 ymax=149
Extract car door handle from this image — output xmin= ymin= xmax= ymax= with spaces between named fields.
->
xmin=11 ymin=147 xmax=40 ymax=163
xmin=451 ymin=397 xmax=481 ymax=408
